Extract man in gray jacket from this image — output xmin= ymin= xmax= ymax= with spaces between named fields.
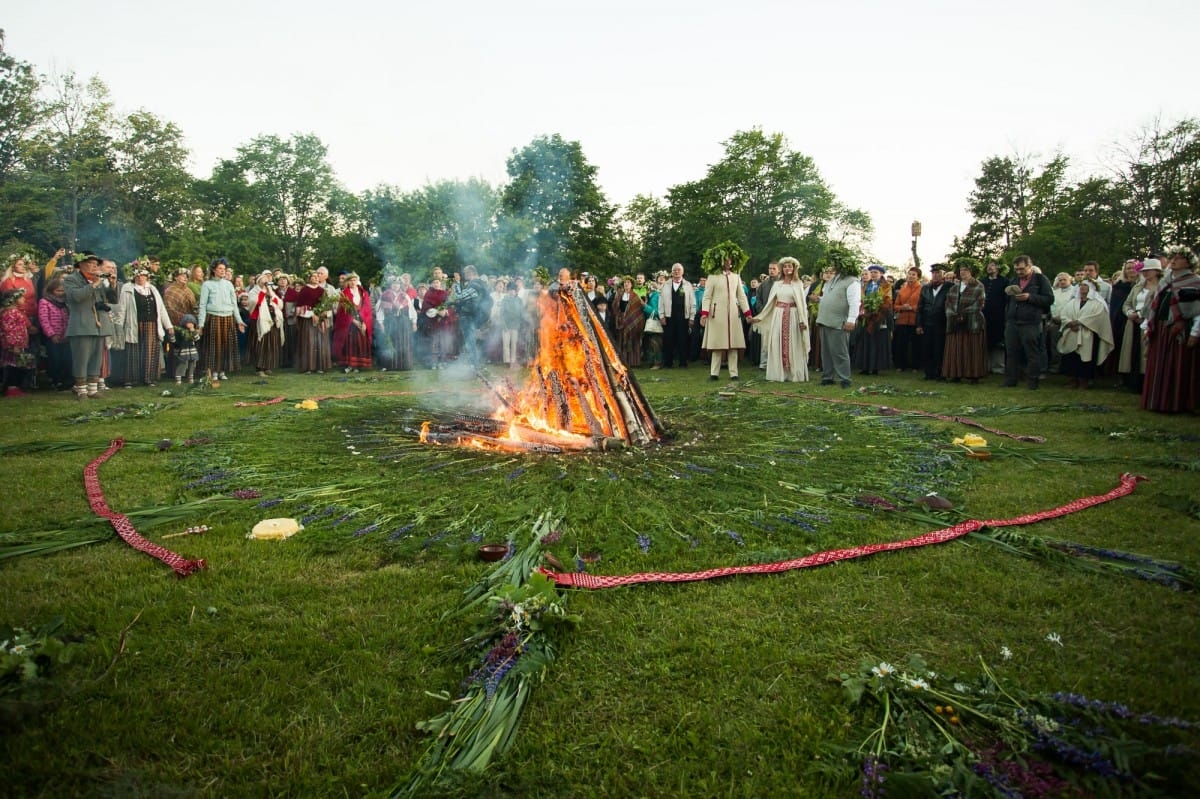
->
xmin=64 ymin=253 xmax=119 ymax=399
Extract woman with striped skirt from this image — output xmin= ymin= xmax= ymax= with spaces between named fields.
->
xmin=197 ymin=259 xmax=245 ymax=386
xmin=113 ymin=267 xmax=173 ymax=386
xmin=294 ymin=270 xmax=332 ymax=373
xmin=246 ymin=271 xmax=285 ymax=376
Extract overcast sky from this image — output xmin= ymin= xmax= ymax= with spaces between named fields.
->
xmin=6 ymin=0 xmax=1197 ymax=267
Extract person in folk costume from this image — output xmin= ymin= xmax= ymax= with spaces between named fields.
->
xmin=941 ymin=258 xmax=989 ymax=383
xmin=852 ymin=264 xmax=893 ymax=375
xmin=657 ymin=262 xmax=697 ymax=368
xmin=377 ymin=273 xmax=418 ymax=371
xmin=612 ymin=276 xmax=646 ymax=367
xmin=421 ymin=276 xmax=455 ymax=369
xmin=1117 ymin=258 xmax=1164 ymax=393
xmin=246 ymin=271 xmax=285 ymax=376
xmin=113 ymin=265 xmax=174 ymax=387
xmin=173 ymin=313 xmax=201 ymax=384
xmin=0 ymin=288 xmax=37 ymax=397
xmin=892 ymin=266 xmax=923 ymax=372
xmin=699 ymin=241 xmax=752 ymax=381
xmin=1056 ymin=279 xmax=1114 ymax=390
xmin=63 ymin=253 xmax=119 ymax=400
xmin=294 ymin=269 xmax=332 ymax=374
xmin=750 ymin=256 xmax=810 ymax=382
xmin=197 ymin=258 xmax=244 ymax=386
xmin=274 ymin=272 xmax=298 ymax=368
xmin=806 ymin=266 xmax=831 ymax=372
xmin=333 ymin=272 xmax=373 ymax=372
xmin=815 ymin=244 xmax=863 ymax=387
xmin=162 ymin=266 xmax=197 ymax=379
xmin=1141 ymin=245 xmax=1200 ymax=413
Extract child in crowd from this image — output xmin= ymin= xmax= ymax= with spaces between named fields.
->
xmin=38 ymin=275 xmax=73 ymax=390
xmin=174 ymin=313 xmax=200 ymax=384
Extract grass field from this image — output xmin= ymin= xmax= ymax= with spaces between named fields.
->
xmin=1 ymin=365 xmax=1198 ymax=798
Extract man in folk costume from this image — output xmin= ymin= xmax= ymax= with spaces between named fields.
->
xmin=246 ymin=271 xmax=285 ymax=376
xmin=699 ymin=242 xmax=752 ymax=381
xmin=1141 ymin=245 xmax=1200 ymax=413
xmin=1056 ymin=280 xmax=1114 ymax=389
xmin=657 ymin=263 xmax=696 ymax=368
xmin=63 ymin=253 xmax=119 ymax=400
xmin=334 ymin=272 xmax=373 ymax=372
xmin=814 ymin=244 xmax=862 ymax=388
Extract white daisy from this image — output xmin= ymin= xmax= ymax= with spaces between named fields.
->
xmin=1000 ymin=646 xmax=1013 ymax=661
xmin=871 ymin=662 xmax=896 ymax=678
xmin=1046 ymin=632 xmax=1064 ymax=647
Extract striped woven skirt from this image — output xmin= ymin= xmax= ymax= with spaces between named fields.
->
xmin=124 ymin=322 xmax=162 ymax=385
xmin=295 ymin=316 xmax=332 ymax=372
xmin=201 ymin=314 xmax=240 ymax=375
xmin=248 ymin=328 xmax=282 ymax=371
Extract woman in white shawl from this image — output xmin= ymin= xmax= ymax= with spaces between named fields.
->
xmin=245 ymin=271 xmax=285 ymax=376
xmin=1057 ymin=280 xmax=1114 ymax=389
xmin=113 ymin=266 xmax=173 ymax=386
xmin=1117 ymin=259 xmax=1164 ymax=392
xmin=751 ymin=256 xmax=810 ymax=382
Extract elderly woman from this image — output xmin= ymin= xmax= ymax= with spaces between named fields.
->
xmin=114 ymin=266 xmax=174 ymax=387
xmin=1058 ymin=280 xmax=1114 ymax=389
xmin=245 ymin=271 xmax=285 ymax=376
xmin=1142 ymin=245 xmax=1200 ymax=412
xmin=942 ymin=259 xmax=988 ymax=383
xmin=851 ymin=264 xmax=893 ymax=376
xmin=1117 ymin=259 xmax=1163 ymax=393
xmin=612 ymin=276 xmax=646 ymax=367
xmin=1047 ymin=272 xmax=1075 ymax=372
xmin=197 ymin=258 xmax=244 ymax=385
xmin=751 ymin=256 xmax=810 ymax=382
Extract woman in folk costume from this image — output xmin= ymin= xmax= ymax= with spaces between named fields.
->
xmin=113 ymin=266 xmax=174 ymax=387
xmin=246 ymin=271 xmax=285 ymax=376
xmin=274 ymin=273 xmax=297 ymax=368
xmin=421 ymin=277 xmax=455 ymax=369
xmin=1142 ymin=245 xmax=1200 ymax=412
xmin=612 ymin=276 xmax=646 ymax=367
xmin=294 ymin=270 xmax=332 ymax=374
xmin=699 ymin=241 xmax=752 ymax=381
xmin=751 ymin=256 xmax=810 ymax=382
xmin=941 ymin=259 xmax=988 ymax=383
xmin=1057 ymin=279 xmax=1114 ymax=389
xmin=0 ymin=288 xmax=36 ymax=396
xmin=1117 ymin=259 xmax=1164 ymax=393
xmin=851 ymin=264 xmax=893 ymax=375
xmin=377 ymin=273 xmax=418 ymax=371
xmin=197 ymin=258 xmax=244 ymax=385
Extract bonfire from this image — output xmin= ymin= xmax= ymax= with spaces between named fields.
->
xmin=419 ymin=280 xmax=663 ymax=452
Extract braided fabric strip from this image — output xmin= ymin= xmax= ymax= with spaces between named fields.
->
xmin=542 ymin=474 xmax=1143 ymax=590
xmin=84 ymin=439 xmax=206 ymax=577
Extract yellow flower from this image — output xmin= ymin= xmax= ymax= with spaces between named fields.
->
xmin=294 ymin=399 xmax=319 ymax=410
xmin=952 ymin=434 xmax=987 ymax=448
xmin=949 ymin=715 xmax=961 ymax=725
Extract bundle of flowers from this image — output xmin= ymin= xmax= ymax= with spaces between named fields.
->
xmin=827 ymin=653 xmax=1198 ymax=797
xmin=397 ymin=511 xmax=579 ymax=796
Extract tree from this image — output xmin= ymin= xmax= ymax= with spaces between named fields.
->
xmin=0 ymin=30 xmax=40 ymax=184
xmin=1012 ymin=178 xmax=1130 ymax=269
xmin=208 ymin=133 xmax=340 ymax=272
xmin=1110 ymin=117 xmax=1200 ymax=252
xmin=496 ymin=134 xmax=620 ymax=276
xmin=111 ymin=110 xmax=193 ymax=255
xmin=657 ymin=129 xmax=872 ymax=277
xmin=955 ymin=152 xmax=1070 ymax=263
xmin=366 ymin=178 xmax=497 ymax=280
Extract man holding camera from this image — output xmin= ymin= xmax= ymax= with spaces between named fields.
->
xmin=64 ymin=253 xmax=118 ymax=399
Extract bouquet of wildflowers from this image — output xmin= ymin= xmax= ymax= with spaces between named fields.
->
xmin=827 ymin=653 xmax=1198 ymax=797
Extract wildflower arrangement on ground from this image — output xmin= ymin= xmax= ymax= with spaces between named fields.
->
xmin=1 ymin=617 xmax=75 ymax=693
xmin=397 ymin=511 xmax=580 ymax=796
xmin=828 ymin=653 xmax=1199 ymax=797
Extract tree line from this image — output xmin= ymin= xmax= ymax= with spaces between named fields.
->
xmin=2 ymin=31 xmax=1196 ymax=283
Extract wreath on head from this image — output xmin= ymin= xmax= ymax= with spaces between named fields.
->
xmin=952 ymin=256 xmax=982 ymax=279
xmin=816 ymin=243 xmax=860 ymax=277
xmin=701 ymin=240 xmax=750 ymax=275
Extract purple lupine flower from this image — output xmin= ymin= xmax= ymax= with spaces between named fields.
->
xmin=352 ymin=523 xmax=380 ymax=537
xmin=256 ymin=498 xmax=284 ymax=508
xmin=859 ymin=755 xmax=887 ymax=798
xmin=636 ymin=534 xmax=651 ymax=553
xmin=507 ymin=467 xmax=526 ymax=481
xmin=725 ymin=530 xmax=745 ymax=546
xmin=388 ymin=523 xmax=415 ymax=541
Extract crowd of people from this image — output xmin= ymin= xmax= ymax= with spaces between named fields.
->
xmin=2 ymin=245 xmax=1197 ymax=413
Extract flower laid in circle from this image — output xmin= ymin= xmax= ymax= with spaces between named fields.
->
xmin=871 ymin=662 xmax=896 ymax=678
xmin=905 ymin=677 xmax=930 ymax=691
xmin=1046 ymin=632 xmax=1064 ymax=647
xmin=1000 ymin=645 xmax=1013 ymax=661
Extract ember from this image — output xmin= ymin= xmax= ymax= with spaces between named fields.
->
xmin=419 ymin=280 xmax=663 ymax=452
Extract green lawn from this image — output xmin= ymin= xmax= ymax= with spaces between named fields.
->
xmin=1 ymin=367 xmax=1198 ymax=798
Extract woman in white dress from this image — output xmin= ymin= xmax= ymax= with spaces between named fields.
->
xmin=752 ymin=256 xmax=810 ymax=382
